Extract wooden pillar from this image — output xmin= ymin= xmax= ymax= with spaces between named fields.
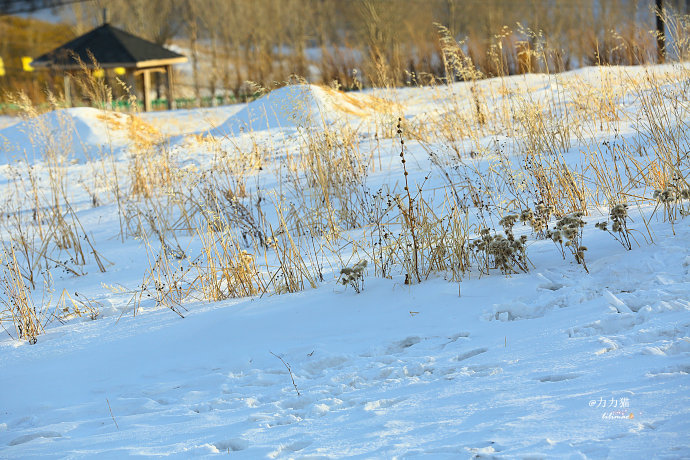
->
xmin=166 ymin=64 xmax=176 ymax=110
xmin=142 ymin=69 xmax=151 ymax=112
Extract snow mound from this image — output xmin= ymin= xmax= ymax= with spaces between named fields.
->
xmin=210 ymin=84 xmax=393 ymax=137
xmin=0 ymin=107 xmax=155 ymax=164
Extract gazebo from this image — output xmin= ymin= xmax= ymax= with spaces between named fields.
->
xmin=31 ymin=23 xmax=187 ymax=111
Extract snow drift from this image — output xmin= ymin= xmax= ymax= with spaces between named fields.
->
xmin=209 ymin=84 xmax=393 ymax=137
xmin=0 ymin=107 xmax=148 ymax=165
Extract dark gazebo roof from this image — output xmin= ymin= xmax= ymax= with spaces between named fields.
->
xmin=31 ymin=23 xmax=186 ymax=70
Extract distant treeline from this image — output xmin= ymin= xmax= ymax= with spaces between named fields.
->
xmin=2 ymin=0 xmax=690 ymax=106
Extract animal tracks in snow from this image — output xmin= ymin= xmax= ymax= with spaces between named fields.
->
xmin=268 ymin=440 xmax=312 ymax=458
xmin=8 ymin=431 xmax=62 ymax=446
xmin=386 ymin=336 xmax=422 ymax=354
xmin=646 ymin=365 xmax=690 ymax=377
xmin=364 ymin=397 xmax=406 ymax=411
xmin=454 ymin=347 xmax=489 ymax=362
xmin=536 ymin=373 xmax=580 ymax=383
xmin=212 ymin=438 xmax=248 ymax=452
xmin=94 ymin=331 xmax=509 ymax=455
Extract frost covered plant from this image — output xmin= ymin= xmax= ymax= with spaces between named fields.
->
xmin=595 ymin=203 xmax=633 ymax=250
xmin=470 ymin=215 xmax=529 ymax=276
xmin=548 ymin=212 xmax=588 ymax=273
xmin=470 ymin=228 xmax=494 ymax=275
xmin=339 ymin=260 xmax=367 ymax=293
xmin=519 ymin=203 xmax=552 ymax=238
xmin=497 ymin=214 xmax=530 ymax=273
xmin=653 ymin=185 xmax=690 ymax=231
xmin=498 ymin=214 xmax=520 ymax=238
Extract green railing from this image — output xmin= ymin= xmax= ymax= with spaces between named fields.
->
xmin=112 ymin=96 xmax=234 ymax=110
xmin=0 ymin=94 xmax=258 ymax=114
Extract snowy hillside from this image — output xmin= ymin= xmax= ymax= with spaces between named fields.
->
xmin=0 ymin=108 xmax=143 ymax=164
xmin=0 ymin=65 xmax=689 ymax=459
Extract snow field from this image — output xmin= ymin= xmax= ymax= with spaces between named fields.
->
xmin=0 ymin=64 xmax=688 ymax=458
xmin=1 ymin=217 xmax=688 ymax=458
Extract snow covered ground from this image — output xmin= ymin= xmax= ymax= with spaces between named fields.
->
xmin=0 ymin=65 xmax=689 ymax=459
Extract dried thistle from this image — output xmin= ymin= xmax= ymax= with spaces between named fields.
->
xmin=339 ymin=260 xmax=367 ymax=293
xmin=596 ymin=203 xmax=633 ymax=250
xmin=552 ymin=212 xmax=588 ymax=272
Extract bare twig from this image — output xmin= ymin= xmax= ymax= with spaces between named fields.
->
xmin=270 ymin=351 xmax=301 ymax=396
xmin=106 ymin=398 xmax=119 ymax=430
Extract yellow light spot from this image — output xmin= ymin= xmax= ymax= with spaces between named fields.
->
xmin=93 ymin=69 xmax=105 ymax=78
xmin=0 ymin=57 xmax=5 ymax=76
xmin=21 ymin=56 xmax=34 ymax=72
xmin=114 ymin=67 xmax=126 ymax=75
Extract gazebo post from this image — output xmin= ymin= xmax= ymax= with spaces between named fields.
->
xmin=166 ymin=64 xmax=176 ymax=110
xmin=142 ymin=69 xmax=151 ymax=112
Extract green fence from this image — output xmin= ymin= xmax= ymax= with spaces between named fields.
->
xmin=0 ymin=94 xmax=258 ymax=114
